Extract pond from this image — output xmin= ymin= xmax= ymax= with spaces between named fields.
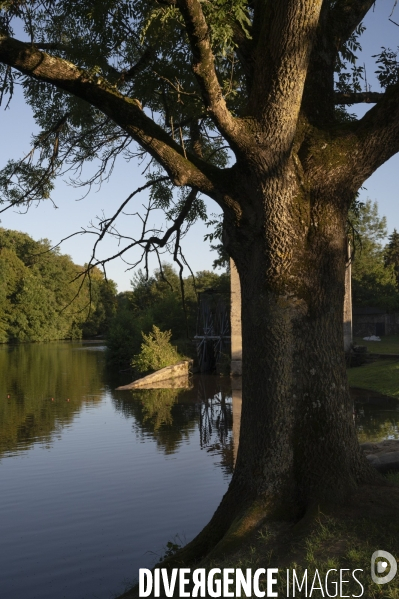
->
xmin=0 ymin=341 xmax=397 ymax=599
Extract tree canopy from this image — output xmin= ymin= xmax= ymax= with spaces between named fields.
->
xmin=0 ymin=227 xmax=117 ymax=341
xmin=1 ymin=0 xmax=398 ymax=272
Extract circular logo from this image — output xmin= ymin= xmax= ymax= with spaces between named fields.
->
xmin=371 ymin=551 xmax=397 ymax=584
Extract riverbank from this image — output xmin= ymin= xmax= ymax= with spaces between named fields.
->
xmin=354 ymin=335 xmax=399 ymax=355
xmin=347 ymin=335 xmax=399 ymax=397
xmin=117 ymin=481 xmax=399 ymax=599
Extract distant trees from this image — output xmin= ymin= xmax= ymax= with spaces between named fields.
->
xmin=106 ymin=264 xmax=229 ymax=368
xmin=350 ymin=200 xmax=399 ymax=311
xmin=0 ymin=228 xmax=117 ymax=342
xmin=385 ymin=229 xmax=399 ymax=291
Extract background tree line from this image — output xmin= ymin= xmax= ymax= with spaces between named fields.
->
xmin=3 ymin=198 xmax=397 ymax=353
xmin=0 ymin=228 xmax=117 ymax=342
xmin=350 ymin=199 xmax=399 ymax=312
xmin=0 ymin=226 xmax=229 ymax=354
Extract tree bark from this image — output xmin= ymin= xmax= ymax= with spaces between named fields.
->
xmin=232 ymin=174 xmax=374 ymax=493
xmin=172 ymin=165 xmax=377 ymax=564
xmin=235 ymin=237 xmax=371 ymax=508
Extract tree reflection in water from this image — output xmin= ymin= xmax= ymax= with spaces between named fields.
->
xmin=197 ymin=375 xmax=232 ymax=450
xmin=0 ymin=342 xmax=104 ymax=457
xmin=3 ymin=342 xmax=396 ymax=473
xmin=112 ymin=375 xmax=235 ymax=474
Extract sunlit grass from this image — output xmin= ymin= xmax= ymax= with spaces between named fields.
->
xmin=347 ymin=359 xmax=399 ymax=397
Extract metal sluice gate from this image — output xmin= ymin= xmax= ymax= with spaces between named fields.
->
xmin=194 ymin=290 xmax=230 ymax=372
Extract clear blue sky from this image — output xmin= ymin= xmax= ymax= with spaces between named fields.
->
xmin=1 ymin=1 xmax=399 ymax=292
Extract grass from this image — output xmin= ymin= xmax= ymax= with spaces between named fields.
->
xmin=118 ymin=484 xmax=399 ymax=599
xmin=347 ymin=359 xmax=399 ymax=397
xmin=354 ymin=335 xmax=399 ymax=355
xmin=213 ymin=487 xmax=399 ymax=599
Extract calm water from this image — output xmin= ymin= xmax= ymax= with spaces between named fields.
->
xmin=0 ymin=342 xmax=233 ymax=599
xmin=0 ymin=342 xmax=397 ymax=599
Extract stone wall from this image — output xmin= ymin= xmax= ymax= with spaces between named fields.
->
xmin=353 ymin=312 xmax=399 ymax=337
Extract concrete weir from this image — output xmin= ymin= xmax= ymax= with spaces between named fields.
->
xmin=116 ymin=360 xmax=192 ymax=390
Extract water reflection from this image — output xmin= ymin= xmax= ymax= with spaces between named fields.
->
xmin=139 ymin=388 xmax=180 ymax=429
xmin=355 ymin=405 xmax=399 ymax=442
xmin=0 ymin=342 xmax=104 ymax=457
xmin=198 ymin=376 xmax=232 ymax=450
xmin=350 ymin=387 xmax=399 ymax=443
xmin=2 ymin=340 xmax=398 ymax=463
xmin=0 ymin=342 xmax=236 ymax=471
xmin=112 ymin=376 xmax=235 ymax=473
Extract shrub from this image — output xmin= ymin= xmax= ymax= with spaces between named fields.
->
xmin=132 ymin=325 xmax=183 ymax=373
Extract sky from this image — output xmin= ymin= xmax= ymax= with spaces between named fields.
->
xmin=0 ymin=95 xmax=219 ymax=292
xmin=1 ymin=1 xmax=399 ymax=292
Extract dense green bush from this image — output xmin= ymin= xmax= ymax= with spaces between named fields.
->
xmin=132 ymin=325 xmax=183 ymax=373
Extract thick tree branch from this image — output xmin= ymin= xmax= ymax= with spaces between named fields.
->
xmin=190 ymin=119 xmax=203 ymax=158
xmin=0 ymin=35 xmax=223 ymax=201
xmin=176 ymin=0 xmax=246 ymax=152
xmin=329 ymin=0 xmax=375 ymax=47
xmin=303 ymin=1 xmax=376 ymax=125
xmin=248 ymin=0 xmax=323 ymax=152
xmin=250 ymin=0 xmax=268 ymax=52
xmin=118 ymin=47 xmax=152 ymax=83
xmin=334 ymin=91 xmax=383 ymax=104
xmin=301 ymin=1 xmax=336 ymax=125
xmin=343 ymin=85 xmax=399 ymax=190
xmin=36 ymin=41 xmax=122 ymax=80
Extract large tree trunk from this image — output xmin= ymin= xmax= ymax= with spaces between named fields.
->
xmin=235 ymin=235 xmax=369 ymax=509
xmin=232 ymin=179 xmax=370 ymax=505
xmin=174 ymin=166 xmax=377 ymax=563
